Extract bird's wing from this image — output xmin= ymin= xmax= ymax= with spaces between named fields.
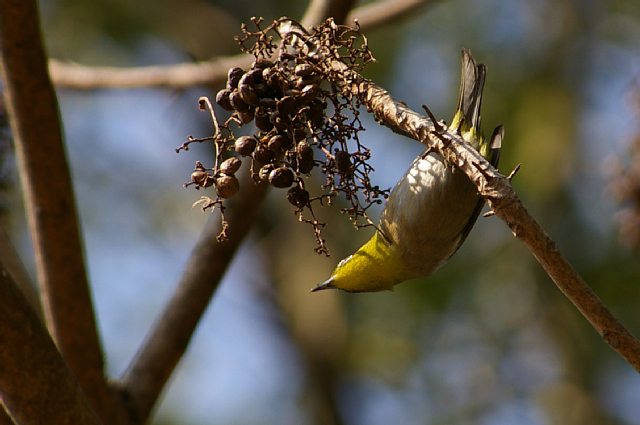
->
xmin=453 ymin=49 xmax=486 ymax=135
xmin=452 ymin=125 xmax=503 ymax=255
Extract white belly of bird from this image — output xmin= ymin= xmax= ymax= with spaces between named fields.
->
xmin=380 ymin=151 xmax=480 ymax=277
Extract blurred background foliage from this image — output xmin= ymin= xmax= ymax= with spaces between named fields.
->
xmin=3 ymin=0 xmax=640 ymax=424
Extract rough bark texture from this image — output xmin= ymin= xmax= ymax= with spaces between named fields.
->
xmin=0 ymin=264 xmax=102 ymax=425
xmin=0 ymin=0 xmax=126 ymax=422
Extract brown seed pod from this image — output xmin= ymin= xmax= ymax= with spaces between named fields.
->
xmin=238 ymin=84 xmax=259 ymax=106
xmin=229 ymin=90 xmax=250 ymax=113
xmin=253 ymin=144 xmax=275 ymax=164
xmin=245 ymin=68 xmax=264 ymax=85
xmin=215 ymin=88 xmax=234 ymax=111
xmin=294 ymin=63 xmax=315 ymax=77
xmin=307 ymin=99 xmax=325 ymax=127
xmin=300 ymin=84 xmax=319 ymax=102
xmin=258 ymin=164 xmax=275 ymax=182
xmin=267 ymin=134 xmax=292 ymax=153
xmin=253 ymin=58 xmax=275 ymax=69
xmin=292 ymin=127 xmax=307 ymax=142
xmin=276 ymin=95 xmax=297 ymax=118
xmin=215 ymin=175 xmax=240 ymax=198
xmin=287 ymin=186 xmax=310 ymax=208
xmin=219 ymin=157 xmax=242 ymax=175
xmin=227 ymin=67 xmax=244 ymax=90
xmin=296 ymin=141 xmax=315 ymax=174
xmin=254 ymin=108 xmax=273 ymax=132
xmin=259 ymin=97 xmax=277 ymax=109
xmin=269 ymin=167 xmax=295 ymax=188
xmin=273 ymin=114 xmax=290 ymax=131
xmin=252 ymin=82 xmax=270 ymax=98
xmin=190 ymin=170 xmax=214 ymax=188
xmin=262 ymin=66 xmax=277 ymax=82
xmin=234 ymin=136 xmax=258 ymax=156
xmin=236 ymin=110 xmax=255 ymax=124
xmin=334 ymin=150 xmax=352 ymax=174
xmin=284 ymin=88 xmax=302 ymax=98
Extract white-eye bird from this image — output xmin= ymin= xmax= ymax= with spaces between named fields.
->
xmin=313 ymin=49 xmax=503 ymax=293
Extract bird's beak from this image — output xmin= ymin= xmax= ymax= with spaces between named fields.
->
xmin=311 ymin=277 xmax=336 ymax=292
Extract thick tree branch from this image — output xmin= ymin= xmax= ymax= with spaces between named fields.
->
xmin=0 ymin=260 xmax=102 ymax=425
xmin=48 ymin=0 xmax=433 ymax=89
xmin=0 ymin=226 xmax=41 ymax=320
xmin=0 ymin=0 xmax=124 ymax=422
xmin=358 ymin=79 xmax=640 ymax=372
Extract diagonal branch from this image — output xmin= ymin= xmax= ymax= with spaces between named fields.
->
xmin=0 ymin=259 xmax=102 ymax=425
xmin=357 ymin=78 xmax=640 ymax=372
xmin=48 ymin=0 xmax=435 ymax=90
xmin=0 ymin=0 xmax=122 ymax=422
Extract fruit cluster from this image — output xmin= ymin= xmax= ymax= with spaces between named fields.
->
xmin=180 ymin=17 xmax=387 ymax=253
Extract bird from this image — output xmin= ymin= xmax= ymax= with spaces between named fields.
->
xmin=313 ymin=49 xmax=503 ymax=293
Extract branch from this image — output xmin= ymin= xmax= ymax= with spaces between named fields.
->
xmin=121 ymin=174 xmax=268 ymax=422
xmin=0 ymin=259 xmax=102 ymax=425
xmin=0 ymin=0 xmax=122 ymax=422
xmin=347 ymin=0 xmax=437 ymax=29
xmin=0 ymin=226 xmax=41 ymax=320
xmin=357 ymin=78 xmax=640 ymax=372
xmin=301 ymin=0 xmax=357 ymax=28
xmin=48 ymin=0 xmax=434 ymax=89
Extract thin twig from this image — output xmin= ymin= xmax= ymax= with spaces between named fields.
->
xmin=0 ymin=0 xmax=124 ymax=422
xmin=48 ymin=0 xmax=435 ymax=90
xmin=358 ymin=76 xmax=640 ymax=372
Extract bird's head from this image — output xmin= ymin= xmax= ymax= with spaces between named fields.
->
xmin=312 ymin=231 xmax=410 ymax=293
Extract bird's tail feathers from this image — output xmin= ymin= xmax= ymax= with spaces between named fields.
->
xmin=452 ymin=49 xmax=486 ymax=135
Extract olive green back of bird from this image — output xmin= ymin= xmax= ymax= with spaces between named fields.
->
xmin=315 ymin=50 xmax=502 ymax=293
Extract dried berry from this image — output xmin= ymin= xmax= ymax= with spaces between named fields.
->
xmin=284 ymin=88 xmax=301 ymax=98
xmin=227 ymin=67 xmax=244 ymax=90
xmin=334 ymin=150 xmax=351 ymax=174
xmin=244 ymin=68 xmax=264 ymax=84
xmin=219 ymin=157 xmax=242 ymax=175
xmin=253 ymin=58 xmax=274 ymax=69
xmin=229 ymin=90 xmax=250 ymax=113
xmin=216 ymin=88 xmax=234 ymax=111
xmin=307 ymin=99 xmax=325 ymax=127
xmin=292 ymin=128 xmax=307 ymax=142
xmin=259 ymin=97 xmax=277 ymax=109
xmin=254 ymin=108 xmax=273 ymax=132
xmin=215 ymin=175 xmax=240 ymax=198
xmin=190 ymin=170 xmax=214 ymax=188
xmin=253 ymin=144 xmax=274 ymax=164
xmin=287 ymin=186 xmax=310 ymax=208
xmin=296 ymin=141 xmax=315 ymax=174
xmin=252 ymin=82 xmax=270 ymax=98
xmin=300 ymin=84 xmax=319 ymax=102
xmin=267 ymin=134 xmax=292 ymax=153
xmin=276 ymin=96 xmax=296 ymax=118
xmin=269 ymin=167 xmax=295 ymax=188
xmin=239 ymin=84 xmax=259 ymax=106
xmin=234 ymin=136 xmax=258 ymax=156
xmin=258 ymin=164 xmax=275 ymax=182
xmin=294 ymin=63 xmax=315 ymax=77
